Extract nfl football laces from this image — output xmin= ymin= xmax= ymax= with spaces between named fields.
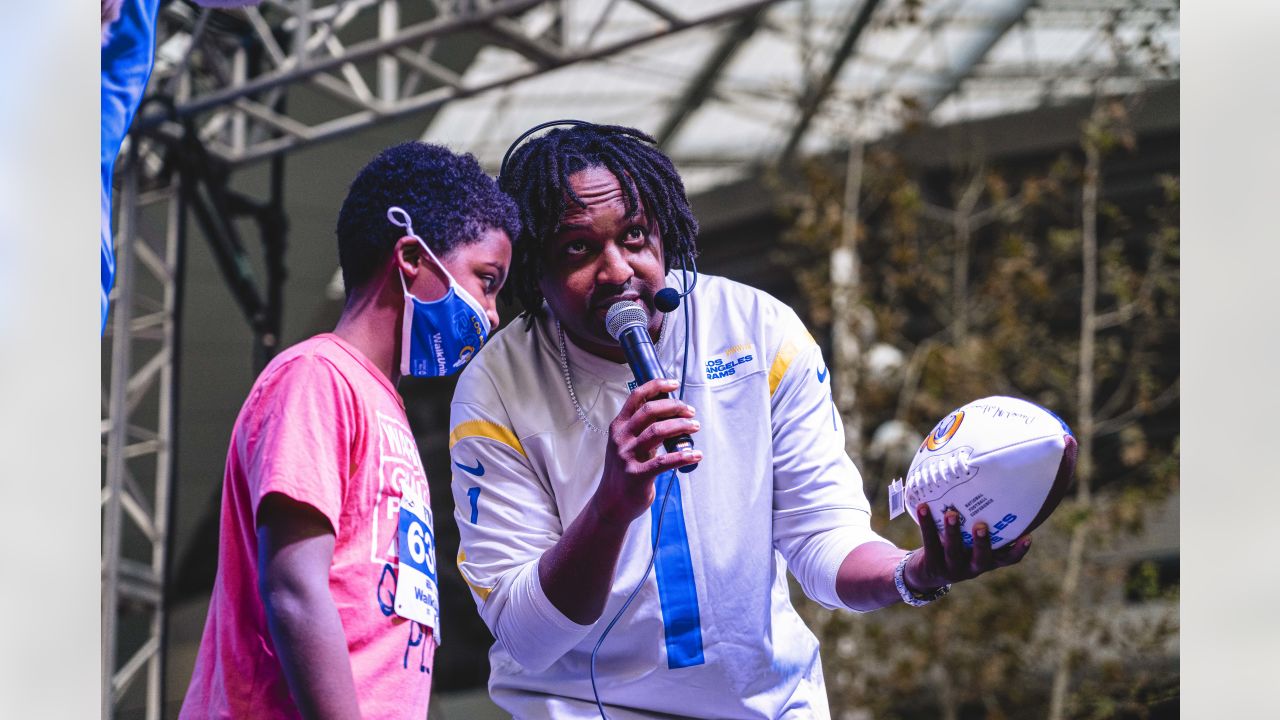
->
xmin=904 ymin=448 xmax=975 ymax=510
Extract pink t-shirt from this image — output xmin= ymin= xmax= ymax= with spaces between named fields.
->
xmin=182 ymin=334 xmax=436 ymax=719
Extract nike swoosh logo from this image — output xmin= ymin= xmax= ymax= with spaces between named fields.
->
xmin=454 ymin=459 xmax=485 ymax=477
xmin=816 ymin=366 xmax=828 ymax=383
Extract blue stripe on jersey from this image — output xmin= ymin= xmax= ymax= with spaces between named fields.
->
xmin=650 ymin=471 xmax=705 ymax=669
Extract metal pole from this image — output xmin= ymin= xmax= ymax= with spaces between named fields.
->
xmin=379 ymin=0 xmax=401 ymax=105
xmin=103 ymin=146 xmax=141 ymax=720
xmin=153 ymin=169 xmax=186 ymax=719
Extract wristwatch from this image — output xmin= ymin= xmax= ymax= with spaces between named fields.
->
xmin=894 ymin=551 xmax=950 ymax=607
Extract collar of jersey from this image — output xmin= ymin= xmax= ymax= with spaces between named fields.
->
xmin=538 ymin=281 xmax=685 ymax=406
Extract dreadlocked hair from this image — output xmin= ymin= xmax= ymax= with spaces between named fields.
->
xmin=498 ymin=123 xmax=699 ymax=320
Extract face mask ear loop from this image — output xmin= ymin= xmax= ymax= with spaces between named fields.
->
xmin=387 ymin=205 xmax=493 ymax=337
xmin=388 ymin=205 xmax=465 ymax=297
xmin=387 ymin=204 xmax=467 ymax=291
xmin=387 ymin=205 xmax=416 ymax=236
xmin=388 ymin=206 xmax=417 ymax=296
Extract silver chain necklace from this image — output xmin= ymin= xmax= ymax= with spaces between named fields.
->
xmin=555 ymin=311 xmax=669 ymax=435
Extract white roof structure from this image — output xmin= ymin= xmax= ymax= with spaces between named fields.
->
xmin=144 ymin=0 xmax=1178 ymax=193
xmin=108 ymin=4 xmax=1179 ymax=717
xmin=418 ymin=0 xmax=1179 ymax=192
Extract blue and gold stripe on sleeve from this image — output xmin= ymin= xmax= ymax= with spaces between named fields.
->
xmin=767 ymin=330 xmax=817 ymax=396
xmin=448 ymin=419 xmax=526 ymax=457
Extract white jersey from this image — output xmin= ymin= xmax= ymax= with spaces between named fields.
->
xmin=449 ymin=273 xmax=886 ymax=719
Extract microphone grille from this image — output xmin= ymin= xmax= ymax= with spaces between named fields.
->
xmin=605 ymin=301 xmax=648 ymax=341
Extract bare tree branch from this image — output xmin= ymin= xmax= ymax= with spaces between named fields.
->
xmin=918 ymin=201 xmax=955 ymax=224
xmin=895 ymin=337 xmax=941 ymax=422
xmin=1049 ymin=93 xmax=1105 ymax=720
xmin=969 ymin=192 xmax=1028 ymax=230
xmin=1093 ymin=350 xmax=1141 ymax=424
xmin=832 ymin=139 xmax=867 ymax=465
xmin=1095 ymin=379 xmax=1180 ymax=438
xmin=1094 ymin=302 xmax=1136 ymax=330
xmin=1098 ymin=232 xmax=1166 ymax=329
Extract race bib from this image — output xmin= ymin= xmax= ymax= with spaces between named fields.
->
xmin=395 ymin=484 xmax=441 ymax=642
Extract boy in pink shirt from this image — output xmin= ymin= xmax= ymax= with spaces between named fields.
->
xmin=181 ymin=142 xmax=517 ymax=719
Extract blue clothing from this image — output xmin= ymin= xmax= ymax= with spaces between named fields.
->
xmin=101 ymin=0 xmax=160 ymax=332
xmin=449 ymin=274 xmax=885 ymax=718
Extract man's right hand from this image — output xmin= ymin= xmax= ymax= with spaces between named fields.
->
xmin=539 ymin=377 xmax=703 ymax=624
xmin=594 ymin=378 xmax=702 ymax=524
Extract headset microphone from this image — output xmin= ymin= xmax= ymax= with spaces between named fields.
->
xmin=501 ymin=120 xmax=702 ymax=719
xmin=654 ymin=288 xmax=681 ymax=313
xmin=654 ymin=253 xmax=698 ymax=312
xmin=498 ymin=118 xmax=592 ymax=180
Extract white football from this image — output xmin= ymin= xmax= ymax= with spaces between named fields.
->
xmin=904 ymin=396 xmax=1077 ymax=549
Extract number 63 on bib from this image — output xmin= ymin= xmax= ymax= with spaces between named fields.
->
xmin=395 ymin=485 xmax=442 ymax=641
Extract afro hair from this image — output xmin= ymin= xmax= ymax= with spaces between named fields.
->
xmin=336 ymin=141 xmax=519 ymax=295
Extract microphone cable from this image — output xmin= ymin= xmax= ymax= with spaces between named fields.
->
xmin=589 ymin=262 xmax=695 ymax=719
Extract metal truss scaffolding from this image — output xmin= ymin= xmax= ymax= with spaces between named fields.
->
xmin=103 ymin=146 xmax=184 ymax=720
xmin=104 ymin=2 xmax=787 ymax=718
xmin=141 ymin=0 xmax=789 ymax=168
xmin=104 ymin=2 xmax=1178 ymax=718
xmin=103 ymin=118 xmax=289 ymax=720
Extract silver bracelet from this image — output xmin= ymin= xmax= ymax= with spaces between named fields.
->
xmin=894 ymin=551 xmax=950 ymax=607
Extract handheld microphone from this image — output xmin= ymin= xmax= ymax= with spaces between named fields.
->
xmin=605 ymin=301 xmax=697 ymax=473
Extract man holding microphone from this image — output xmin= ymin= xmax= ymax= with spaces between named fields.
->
xmin=449 ymin=122 xmax=1032 ymax=718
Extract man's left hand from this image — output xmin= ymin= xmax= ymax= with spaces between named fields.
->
xmin=902 ymin=504 xmax=1033 ymax=593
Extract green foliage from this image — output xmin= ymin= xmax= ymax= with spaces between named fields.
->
xmin=774 ymin=100 xmax=1179 ymax=718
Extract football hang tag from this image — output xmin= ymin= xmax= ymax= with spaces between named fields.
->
xmin=395 ymin=483 xmax=442 ymax=643
xmin=888 ymin=477 xmax=906 ymax=519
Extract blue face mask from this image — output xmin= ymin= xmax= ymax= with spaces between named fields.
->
xmin=388 ymin=207 xmax=492 ymax=378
